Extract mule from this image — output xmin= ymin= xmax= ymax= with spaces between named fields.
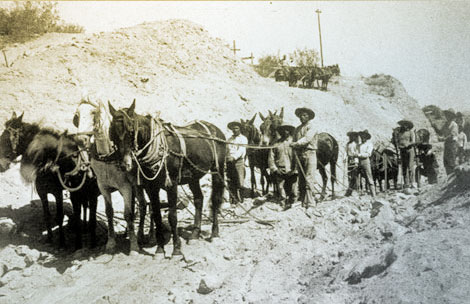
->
xmin=0 ymin=112 xmax=99 ymax=250
xmin=108 ymin=100 xmax=226 ymax=256
xmin=73 ymin=100 xmax=163 ymax=253
xmin=239 ymin=113 xmax=270 ymax=196
xmin=370 ymin=147 xmax=398 ymax=192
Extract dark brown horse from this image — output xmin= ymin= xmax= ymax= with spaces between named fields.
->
xmin=0 ymin=112 xmax=99 ymax=250
xmin=315 ymin=132 xmax=339 ymax=199
xmin=239 ymin=113 xmax=270 ymax=195
xmin=108 ymin=100 xmax=226 ymax=256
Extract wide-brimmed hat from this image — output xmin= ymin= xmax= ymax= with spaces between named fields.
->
xmin=443 ymin=110 xmax=456 ymax=121
xmin=295 ymin=107 xmax=315 ymax=120
xmin=358 ymin=130 xmax=371 ymax=141
xmin=347 ymin=131 xmax=358 ymax=138
xmin=277 ymin=124 xmax=295 ymax=135
xmin=227 ymin=121 xmax=242 ymax=130
xmin=397 ymin=119 xmax=414 ymax=130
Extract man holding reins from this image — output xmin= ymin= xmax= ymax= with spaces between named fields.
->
xmin=226 ymin=121 xmax=248 ymax=205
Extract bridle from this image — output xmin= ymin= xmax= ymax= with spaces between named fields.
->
xmin=6 ymin=126 xmax=21 ymax=157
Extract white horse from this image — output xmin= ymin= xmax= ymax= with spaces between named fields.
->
xmin=73 ymin=99 xmax=160 ymax=253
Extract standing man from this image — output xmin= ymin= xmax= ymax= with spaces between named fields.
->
xmin=268 ymin=124 xmax=297 ymax=210
xmin=226 ymin=121 xmax=248 ymax=205
xmin=444 ymin=111 xmax=459 ymax=175
xmin=345 ymin=131 xmax=360 ymax=197
xmin=357 ymin=130 xmax=376 ymax=198
xmin=291 ymin=107 xmax=317 ymax=208
xmin=395 ymin=120 xmax=416 ymax=188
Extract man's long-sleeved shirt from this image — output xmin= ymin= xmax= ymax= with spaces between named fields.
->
xmin=358 ymin=140 xmax=374 ymax=159
xmin=268 ymin=137 xmax=295 ymax=174
xmin=227 ymin=134 xmax=248 ymax=161
xmin=293 ymin=120 xmax=317 ymax=150
xmin=346 ymin=141 xmax=359 ymax=165
xmin=449 ymin=121 xmax=459 ymax=140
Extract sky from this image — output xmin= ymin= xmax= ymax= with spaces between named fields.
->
xmin=56 ymin=1 xmax=470 ymax=110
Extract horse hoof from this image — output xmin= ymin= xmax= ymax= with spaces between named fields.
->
xmin=172 ymin=248 xmax=183 ymax=256
xmin=155 ymin=246 xmax=165 ymax=254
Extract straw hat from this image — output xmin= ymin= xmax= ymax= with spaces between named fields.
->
xmin=227 ymin=121 xmax=242 ymax=130
xmin=294 ymin=107 xmax=315 ymax=120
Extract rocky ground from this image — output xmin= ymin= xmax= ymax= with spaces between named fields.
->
xmin=1 ymin=20 xmax=468 ymax=304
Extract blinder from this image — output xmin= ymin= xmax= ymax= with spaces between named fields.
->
xmin=7 ymin=126 xmax=21 ymax=156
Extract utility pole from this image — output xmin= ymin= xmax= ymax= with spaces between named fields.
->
xmin=315 ymin=9 xmax=324 ymax=68
xmin=242 ymin=52 xmax=254 ymax=65
xmin=231 ymin=40 xmax=240 ymax=56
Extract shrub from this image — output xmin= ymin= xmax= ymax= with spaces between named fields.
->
xmin=0 ymin=1 xmax=84 ymax=44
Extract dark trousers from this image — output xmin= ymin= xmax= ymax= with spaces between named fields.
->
xmin=226 ymin=158 xmax=245 ymax=204
xmin=272 ymin=172 xmax=297 ymax=206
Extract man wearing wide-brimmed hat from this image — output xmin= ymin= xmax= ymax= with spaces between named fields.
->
xmin=395 ymin=119 xmax=416 ymax=188
xmin=226 ymin=121 xmax=248 ymax=204
xmin=345 ymin=131 xmax=360 ymax=196
xmin=356 ymin=130 xmax=376 ymax=198
xmin=291 ymin=107 xmax=317 ymax=207
xmin=268 ymin=124 xmax=297 ymax=210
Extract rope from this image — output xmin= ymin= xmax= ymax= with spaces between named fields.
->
xmin=55 ymin=168 xmax=88 ymax=192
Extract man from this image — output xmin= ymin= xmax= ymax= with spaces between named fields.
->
xmin=395 ymin=120 xmax=416 ymax=188
xmin=345 ymin=131 xmax=360 ymax=196
xmin=268 ymin=124 xmax=297 ymax=210
xmin=357 ymin=130 xmax=376 ymax=198
xmin=226 ymin=121 xmax=248 ymax=205
xmin=291 ymin=107 xmax=317 ymax=208
xmin=444 ymin=111 xmax=459 ymax=175
xmin=416 ymin=143 xmax=438 ymax=185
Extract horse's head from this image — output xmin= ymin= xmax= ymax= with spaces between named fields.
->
xmin=239 ymin=113 xmax=257 ymax=143
xmin=259 ymin=108 xmax=284 ymax=145
xmin=109 ymin=99 xmax=137 ymax=171
xmin=0 ymin=112 xmax=24 ymax=172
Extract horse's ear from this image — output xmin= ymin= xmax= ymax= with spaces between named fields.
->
xmin=249 ymin=113 xmax=257 ymax=125
xmin=128 ymin=99 xmax=136 ymax=114
xmin=259 ymin=112 xmax=266 ymax=121
xmin=279 ymin=107 xmax=284 ymax=120
xmin=269 ymin=110 xmax=274 ymax=117
xmin=11 ymin=112 xmax=17 ymax=119
xmin=108 ymin=101 xmax=117 ymax=117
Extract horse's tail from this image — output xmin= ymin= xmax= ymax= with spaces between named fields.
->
xmin=329 ymin=134 xmax=339 ymax=185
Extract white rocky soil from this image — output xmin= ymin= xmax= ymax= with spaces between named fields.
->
xmin=1 ymin=20 xmax=468 ymax=304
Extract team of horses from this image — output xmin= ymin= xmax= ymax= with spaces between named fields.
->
xmin=274 ymin=64 xmax=340 ymax=91
xmin=0 ymin=99 xmax=340 ymax=256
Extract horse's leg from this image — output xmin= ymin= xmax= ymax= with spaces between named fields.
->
xmin=167 ymin=184 xmax=182 ymax=256
xmin=53 ymin=191 xmax=66 ymax=249
xmin=37 ymin=187 xmax=54 ymax=244
xmin=69 ymin=192 xmax=83 ymax=250
xmin=134 ymin=186 xmax=146 ymax=244
xmin=101 ymin=187 xmax=116 ymax=253
xmin=330 ymin=162 xmax=337 ymax=199
xmin=119 ymin=184 xmax=139 ymax=254
xmin=146 ymin=186 xmax=166 ymax=254
xmin=188 ymin=180 xmax=203 ymax=240
xmin=250 ymin=163 xmax=256 ymax=197
xmin=210 ymin=171 xmax=224 ymax=239
xmin=88 ymin=193 xmax=98 ymax=249
xmin=319 ymin=167 xmax=327 ymax=200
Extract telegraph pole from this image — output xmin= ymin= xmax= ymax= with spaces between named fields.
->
xmin=315 ymin=9 xmax=324 ymax=68
xmin=231 ymin=40 xmax=240 ymax=56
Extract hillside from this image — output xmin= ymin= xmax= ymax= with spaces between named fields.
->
xmin=1 ymin=19 xmax=467 ymax=304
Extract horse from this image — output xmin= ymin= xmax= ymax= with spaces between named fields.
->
xmin=108 ymin=99 xmax=226 ymax=256
xmin=0 ymin=112 xmax=100 ymax=250
xmin=258 ymin=108 xmax=285 ymax=195
xmin=370 ymin=147 xmax=399 ymax=192
xmin=315 ymin=132 xmax=339 ymax=199
xmin=239 ymin=113 xmax=270 ymax=196
xmin=73 ymin=99 xmax=164 ymax=253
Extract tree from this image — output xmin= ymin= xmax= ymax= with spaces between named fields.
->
xmin=0 ymin=1 xmax=84 ymax=45
xmin=288 ymin=48 xmax=319 ymax=68
xmin=254 ymin=54 xmax=282 ymax=78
